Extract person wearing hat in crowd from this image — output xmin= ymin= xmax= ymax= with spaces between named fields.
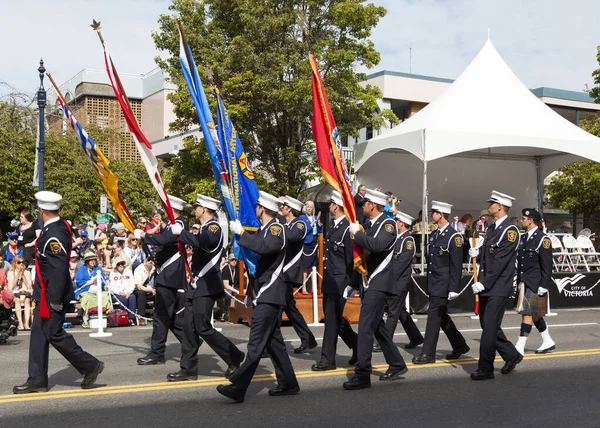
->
xmin=191 ymin=224 xmax=201 ymax=235
xmin=74 ymin=229 xmax=94 ymax=259
xmin=0 ymin=288 xmax=15 ymax=323
xmin=14 ymin=191 xmax=104 ymax=394
xmin=280 ymin=195 xmax=318 ymax=354
xmin=468 ymin=190 xmax=523 ymax=380
xmin=167 ymin=194 xmax=245 ymax=382
xmin=514 ymin=208 xmax=556 ymax=355
xmin=217 ymin=191 xmax=299 ymax=402
xmin=312 ymin=190 xmax=358 ymax=371
xmin=106 ymin=222 xmax=128 ymax=254
xmin=474 ymin=210 xmax=489 ymax=233
xmin=374 ymin=211 xmax=424 ymax=354
xmin=74 ymin=250 xmax=108 ymax=328
xmin=343 ymin=188 xmax=408 ymax=390
xmin=555 ymin=221 xmax=572 ymax=234
xmin=135 ymin=195 xmax=188 ymax=366
xmin=3 ymin=232 xmax=23 ymax=266
xmin=220 ymin=253 xmax=241 ymax=321
xmin=413 ymin=201 xmax=469 ymax=365
xmin=108 ymin=256 xmax=137 ymax=325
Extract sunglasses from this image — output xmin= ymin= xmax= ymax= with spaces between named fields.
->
xmin=139 ymin=221 xmax=147 ymax=224
xmin=8 ymin=237 xmax=17 ymax=240
xmin=132 ymin=238 xmax=138 ymax=241
xmin=116 ymin=263 xmax=126 ymax=267
xmin=16 ymin=261 xmax=24 ymax=265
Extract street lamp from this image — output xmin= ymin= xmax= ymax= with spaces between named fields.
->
xmin=37 ymin=59 xmax=46 ymax=191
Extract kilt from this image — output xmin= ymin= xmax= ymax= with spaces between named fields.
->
xmin=521 ymin=287 xmax=547 ymax=317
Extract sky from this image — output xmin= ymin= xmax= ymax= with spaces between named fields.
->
xmin=1 ymin=0 xmax=599 ymax=100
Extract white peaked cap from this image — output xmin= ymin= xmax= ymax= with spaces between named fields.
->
xmin=193 ymin=194 xmax=221 ymax=211
xmin=283 ymin=196 xmax=303 ymax=212
xmin=35 ymin=191 xmax=62 ymax=211
xmin=395 ymin=211 xmax=414 ymax=225
xmin=486 ymin=190 xmax=515 ymax=207
xmin=257 ymin=191 xmax=282 ymax=212
xmin=167 ymin=195 xmax=187 ymax=211
xmin=431 ymin=200 xmax=453 ymax=214
xmin=364 ymin=188 xmax=387 ymax=206
xmin=331 ymin=190 xmax=344 ymax=207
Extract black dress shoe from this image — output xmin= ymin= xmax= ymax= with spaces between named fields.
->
xmin=372 ymin=343 xmax=382 ymax=353
xmin=379 ymin=366 xmax=408 ymax=381
xmin=167 ymin=370 xmax=198 ymax=382
xmin=294 ymin=340 xmax=318 ymax=354
xmin=445 ymin=345 xmax=470 ymax=360
xmin=268 ymin=384 xmax=300 ymax=396
xmin=501 ymin=354 xmax=523 ymax=374
xmin=348 ymin=351 xmax=358 ymax=366
xmin=404 ymin=338 xmax=424 ymax=349
xmin=225 ymin=352 xmax=245 ymax=379
xmin=13 ymin=383 xmax=47 ymax=394
xmin=137 ymin=355 xmax=166 ymax=365
xmin=412 ymin=353 xmax=435 ymax=364
xmin=216 ymin=384 xmax=245 ymax=403
xmin=343 ymin=375 xmax=371 ymax=390
xmin=470 ymin=369 xmax=495 ymax=380
xmin=81 ymin=361 xmax=105 ymax=389
xmin=311 ymin=362 xmax=336 ymax=371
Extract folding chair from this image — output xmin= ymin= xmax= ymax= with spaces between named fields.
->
xmin=562 ymin=235 xmax=589 ymax=272
xmin=577 ymin=235 xmax=600 ymax=268
xmin=578 ymin=228 xmax=592 ymax=237
xmin=549 ymin=235 xmax=573 ymax=272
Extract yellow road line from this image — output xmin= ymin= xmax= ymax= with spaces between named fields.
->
xmin=1 ymin=348 xmax=599 ymax=404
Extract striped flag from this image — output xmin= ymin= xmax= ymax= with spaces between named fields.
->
xmin=309 ymin=53 xmax=366 ymax=274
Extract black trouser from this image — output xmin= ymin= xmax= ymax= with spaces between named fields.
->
xmin=28 ymin=306 xmax=99 ymax=387
xmin=385 ymin=290 xmax=423 ymax=343
xmin=134 ymin=289 xmax=155 ymax=318
xmin=355 ymin=289 xmax=406 ymax=377
xmin=218 ymin=294 xmax=232 ymax=318
xmin=283 ymin=282 xmax=315 ymax=345
xmin=422 ymin=296 xmax=467 ymax=356
xmin=478 ymin=296 xmax=519 ymax=373
xmin=229 ymin=303 xmax=298 ymax=392
xmin=320 ymin=293 xmax=357 ymax=366
xmin=180 ymin=294 xmax=243 ymax=373
xmin=148 ymin=287 xmax=185 ymax=359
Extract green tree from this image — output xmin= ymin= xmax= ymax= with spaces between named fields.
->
xmin=152 ymin=0 xmax=397 ymax=196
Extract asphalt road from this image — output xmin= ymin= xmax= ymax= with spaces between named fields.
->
xmin=1 ymin=308 xmax=599 ymax=428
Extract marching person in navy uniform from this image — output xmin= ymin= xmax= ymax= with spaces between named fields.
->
xmin=217 ymin=191 xmax=298 ymax=403
xmin=312 ymin=191 xmax=358 ymax=371
xmin=413 ymin=201 xmax=469 ymax=364
xmin=514 ymin=208 xmax=555 ymax=355
xmin=135 ymin=195 xmax=188 ymax=365
xmin=378 ymin=211 xmax=424 ymax=351
xmin=343 ymin=188 xmax=408 ymax=390
xmin=469 ymin=191 xmax=523 ymax=380
xmin=280 ymin=196 xmax=317 ymax=353
xmin=167 ymin=195 xmax=245 ymax=382
xmin=14 ymin=191 xmax=104 ymax=394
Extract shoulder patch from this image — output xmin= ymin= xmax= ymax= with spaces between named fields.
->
xmin=507 ymin=230 xmax=517 ymax=243
xmin=296 ymin=221 xmax=305 ymax=231
xmin=270 ymin=224 xmax=283 ymax=236
xmin=455 ymin=236 xmax=463 ymax=247
xmin=384 ymin=223 xmax=394 ymax=233
xmin=50 ymin=241 xmax=62 ymax=254
xmin=405 ymin=240 xmax=414 ymax=251
xmin=208 ymin=224 xmax=219 ymax=233
xmin=542 ymin=237 xmax=551 ymax=249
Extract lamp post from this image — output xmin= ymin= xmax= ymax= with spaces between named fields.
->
xmin=37 ymin=59 xmax=46 ymax=191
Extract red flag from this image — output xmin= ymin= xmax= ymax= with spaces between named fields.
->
xmin=309 ymin=53 xmax=366 ymax=274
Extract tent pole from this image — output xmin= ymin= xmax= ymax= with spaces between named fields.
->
xmin=536 ymin=156 xmax=543 ymax=215
xmin=421 ymin=129 xmax=427 ymax=273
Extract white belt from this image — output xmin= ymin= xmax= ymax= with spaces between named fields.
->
xmin=283 ymin=248 xmax=303 ymax=273
xmin=157 ymin=252 xmax=180 ymax=273
xmin=254 ymin=258 xmax=285 ymax=304
xmin=363 ymin=251 xmax=393 ymax=289
xmin=191 ymin=251 xmax=221 ymax=289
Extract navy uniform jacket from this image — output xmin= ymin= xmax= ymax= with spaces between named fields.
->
xmin=178 ymin=218 xmax=224 ymax=298
xmin=33 ymin=217 xmax=75 ymax=305
xmin=239 ymin=219 xmax=287 ymax=305
xmin=352 ymin=214 xmax=398 ymax=294
xmin=322 ymin=217 xmax=353 ymax=296
xmin=142 ymin=216 xmax=188 ymax=290
xmin=427 ymin=225 xmax=463 ymax=297
xmin=478 ymin=219 xmax=520 ymax=297
xmin=392 ymin=230 xmax=416 ymax=294
xmin=516 ymin=229 xmax=552 ymax=293
xmin=282 ymin=217 xmax=307 ymax=285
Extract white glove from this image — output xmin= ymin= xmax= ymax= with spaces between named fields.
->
xmin=133 ymin=229 xmax=143 ymax=240
xmin=343 ymin=286 xmax=356 ymax=300
xmin=349 ymin=222 xmax=360 ymax=235
xmin=472 ymin=282 xmax=485 ymax=294
xmin=468 ymin=248 xmax=479 ymax=259
xmin=448 ymin=292 xmax=460 ymax=301
xmin=170 ymin=223 xmax=183 ymax=235
xmin=230 ymin=220 xmax=243 ymax=235
xmin=537 ymin=287 xmax=548 ymax=297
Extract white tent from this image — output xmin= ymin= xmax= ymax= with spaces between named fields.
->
xmin=354 ymin=40 xmax=600 ymax=222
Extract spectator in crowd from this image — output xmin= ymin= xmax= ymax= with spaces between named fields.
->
xmin=0 ymin=257 xmax=6 ymax=289
xmin=0 ymin=289 xmax=15 ymax=324
xmin=555 ymin=221 xmax=572 ymax=234
xmin=383 ymin=192 xmax=399 ymax=219
xmin=191 ymin=224 xmax=201 ymax=235
xmin=134 ymin=257 xmax=155 ymax=326
xmin=354 ymin=185 xmax=367 ymax=225
xmin=411 ymin=210 xmax=423 ymax=230
xmin=136 ymin=217 xmax=148 ymax=231
xmin=220 ymin=254 xmax=241 ymax=322
xmin=474 ymin=210 xmax=489 ymax=232
xmin=7 ymin=255 xmax=33 ymax=330
xmin=2 ymin=232 xmax=23 ymax=265
xmin=111 ymin=241 xmax=132 ymax=269
xmin=74 ymin=230 xmax=95 ymax=258
xmin=74 ymin=251 xmax=105 ymax=299
xmin=17 ymin=210 xmax=40 ymax=269
xmin=69 ymin=250 xmax=81 ymax=281
xmin=457 ymin=214 xmax=473 ymax=232
xmin=107 ymin=222 xmax=128 ymax=252
xmin=125 ymin=234 xmax=145 ymax=272
xmin=147 ymin=209 xmax=164 ymax=235
xmin=108 ymin=257 xmax=137 ymax=325
xmin=94 ymin=224 xmax=108 ymax=246
xmin=0 ymin=252 xmax=9 ymax=277
xmin=299 ymin=201 xmax=322 ymax=295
